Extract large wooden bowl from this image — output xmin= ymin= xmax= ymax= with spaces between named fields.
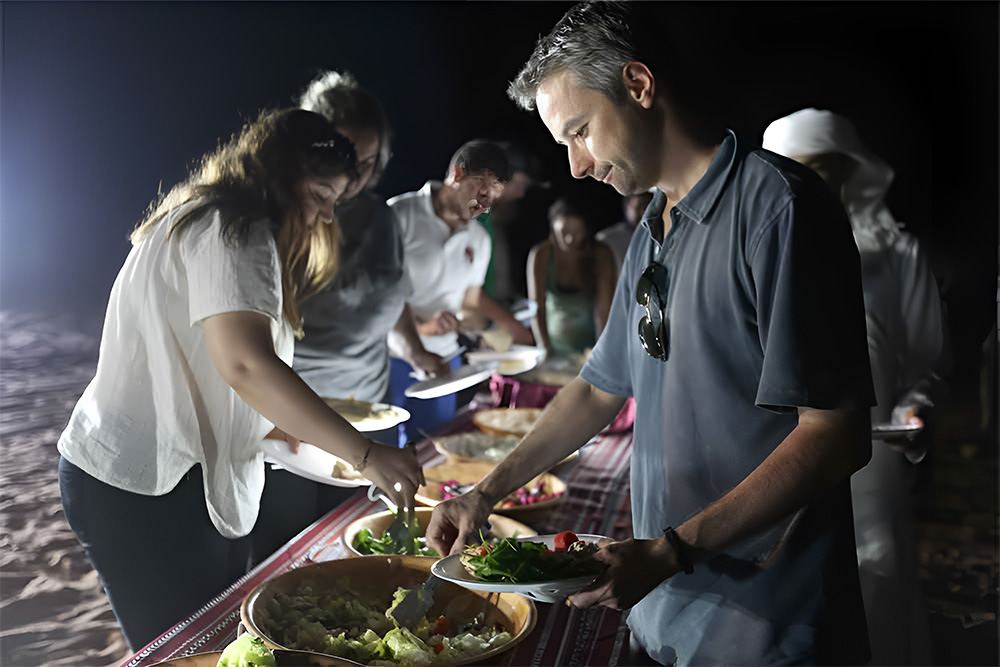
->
xmin=342 ymin=507 xmax=537 ymax=557
xmin=416 ymin=460 xmax=566 ymax=525
xmin=241 ymin=555 xmax=536 ymax=666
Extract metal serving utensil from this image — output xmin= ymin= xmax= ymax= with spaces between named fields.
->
xmin=367 ymin=484 xmax=414 ymax=554
xmin=367 ymin=442 xmax=420 ymax=554
xmin=388 ymin=518 xmax=493 ymax=630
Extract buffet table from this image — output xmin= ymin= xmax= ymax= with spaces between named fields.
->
xmin=123 ymin=403 xmax=637 ymax=667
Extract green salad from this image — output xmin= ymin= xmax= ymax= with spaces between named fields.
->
xmin=460 ymin=532 xmax=603 ymax=583
xmin=353 ymin=527 xmax=439 ymax=558
xmin=256 ymin=580 xmax=510 ymax=666
xmin=217 ymin=634 xmax=276 ymax=667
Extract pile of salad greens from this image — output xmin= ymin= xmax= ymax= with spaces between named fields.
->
xmin=460 ymin=532 xmax=603 ymax=583
xmin=353 ymin=527 xmax=439 ymax=558
xmin=256 ymin=580 xmax=511 ymax=665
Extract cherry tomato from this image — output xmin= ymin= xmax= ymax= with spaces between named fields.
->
xmin=433 ymin=641 xmax=445 ymax=654
xmin=431 ymin=615 xmax=450 ymax=636
xmin=554 ymin=530 xmax=578 ymax=551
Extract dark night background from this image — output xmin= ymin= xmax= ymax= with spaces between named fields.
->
xmin=1 ymin=1 xmax=997 ymax=376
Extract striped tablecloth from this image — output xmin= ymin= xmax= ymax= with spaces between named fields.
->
xmin=123 ymin=420 xmax=636 ymax=667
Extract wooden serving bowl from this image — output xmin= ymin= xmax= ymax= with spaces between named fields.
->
xmin=342 ymin=507 xmax=537 ymax=557
xmin=416 ymin=460 xmax=566 ymax=525
xmin=432 ymin=429 xmax=578 ymax=471
xmin=241 ymin=555 xmax=536 ymax=666
xmin=431 ymin=431 xmax=522 ymax=463
xmin=471 ymin=407 xmax=543 ymax=437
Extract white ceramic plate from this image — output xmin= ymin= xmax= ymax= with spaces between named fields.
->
xmin=871 ymin=423 xmax=924 ymax=439
xmin=467 ymin=346 xmax=545 ymax=377
xmin=322 ymin=399 xmax=410 ymax=433
xmin=405 ymin=361 xmax=499 ymax=399
xmin=260 ymin=439 xmax=371 ymax=488
xmin=431 ymin=533 xmax=608 ymax=603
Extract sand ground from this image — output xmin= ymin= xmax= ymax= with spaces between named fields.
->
xmin=0 ymin=312 xmax=129 ymax=667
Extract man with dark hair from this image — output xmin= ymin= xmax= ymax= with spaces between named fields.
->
xmin=388 ymin=140 xmax=533 ymax=443
xmin=427 ymin=3 xmax=875 ymax=665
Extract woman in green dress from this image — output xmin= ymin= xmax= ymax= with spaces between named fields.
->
xmin=527 ymin=196 xmax=617 ymax=358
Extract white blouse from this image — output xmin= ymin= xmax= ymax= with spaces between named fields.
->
xmin=58 ymin=203 xmax=292 ymax=538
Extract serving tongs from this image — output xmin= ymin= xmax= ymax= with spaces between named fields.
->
xmin=367 ymin=484 xmax=417 ymax=555
xmin=388 ymin=517 xmax=493 ymax=630
xmin=365 ymin=441 xmax=421 ymax=554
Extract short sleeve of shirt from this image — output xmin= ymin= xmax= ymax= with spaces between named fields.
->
xmin=176 ymin=209 xmax=283 ymax=327
xmin=750 ymin=194 xmax=875 ymax=412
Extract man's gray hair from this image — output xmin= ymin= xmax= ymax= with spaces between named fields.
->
xmin=507 ymin=1 xmax=638 ymax=111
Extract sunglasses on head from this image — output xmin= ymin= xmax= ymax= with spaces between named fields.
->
xmin=635 ymin=262 xmax=670 ymax=361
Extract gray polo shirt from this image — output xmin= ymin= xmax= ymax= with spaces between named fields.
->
xmin=294 ymin=191 xmax=406 ymax=402
xmin=581 ymin=132 xmax=874 ymax=665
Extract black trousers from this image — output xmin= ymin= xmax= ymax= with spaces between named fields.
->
xmin=59 ymin=457 xmax=251 ymax=651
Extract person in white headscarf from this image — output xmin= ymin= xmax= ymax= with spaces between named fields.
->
xmin=764 ymin=107 xmax=949 ymax=666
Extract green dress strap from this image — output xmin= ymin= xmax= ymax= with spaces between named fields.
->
xmin=544 ymin=249 xmax=597 ymax=356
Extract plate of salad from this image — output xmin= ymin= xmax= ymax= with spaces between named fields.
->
xmin=342 ymin=507 xmax=536 ymax=558
xmin=431 ymin=531 xmax=609 ymax=603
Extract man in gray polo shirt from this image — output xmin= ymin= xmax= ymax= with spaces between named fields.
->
xmin=427 ymin=3 xmax=875 ymax=665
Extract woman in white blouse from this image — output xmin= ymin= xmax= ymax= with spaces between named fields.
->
xmin=56 ymin=109 xmax=424 ymax=650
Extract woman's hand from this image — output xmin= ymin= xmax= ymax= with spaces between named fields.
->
xmin=361 ymin=441 xmax=425 ymax=511
xmin=568 ymin=537 xmax=678 ymax=610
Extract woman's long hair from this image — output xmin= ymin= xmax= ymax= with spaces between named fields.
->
xmin=130 ymin=109 xmax=357 ymax=336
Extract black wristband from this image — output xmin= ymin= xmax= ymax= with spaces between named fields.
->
xmin=663 ymin=526 xmax=694 ymax=574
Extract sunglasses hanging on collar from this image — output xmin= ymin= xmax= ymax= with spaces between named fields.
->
xmin=635 ymin=261 xmax=671 ymax=361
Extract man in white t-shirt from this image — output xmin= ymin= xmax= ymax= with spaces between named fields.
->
xmin=388 ymin=140 xmax=534 ymax=441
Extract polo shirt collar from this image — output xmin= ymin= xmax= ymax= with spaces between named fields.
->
xmin=641 ymin=129 xmax=738 ymax=233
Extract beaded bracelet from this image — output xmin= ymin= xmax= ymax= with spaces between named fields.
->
xmin=355 ymin=443 xmax=372 ymax=473
xmin=663 ymin=526 xmax=694 ymax=574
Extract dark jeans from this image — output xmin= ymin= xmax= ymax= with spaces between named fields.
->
xmin=389 ymin=354 xmax=462 ymax=446
xmin=250 ymin=464 xmax=357 ymax=566
xmin=58 ymin=457 xmax=251 ymax=651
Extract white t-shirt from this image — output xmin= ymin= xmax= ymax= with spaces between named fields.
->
xmin=595 ymin=220 xmax=635 ymax=276
xmin=388 ymin=181 xmax=491 ymax=356
xmin=58 ymin=203 xmax=292 ymax=538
